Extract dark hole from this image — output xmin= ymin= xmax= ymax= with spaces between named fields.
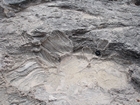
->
xmin=133 ymin=0 xmax=140 ymax=6
xmin=95 ymin=50 xmax=101 ymax=56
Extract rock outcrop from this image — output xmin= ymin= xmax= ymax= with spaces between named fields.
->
xmin=0 ymin=0 xmax=140 ymax=105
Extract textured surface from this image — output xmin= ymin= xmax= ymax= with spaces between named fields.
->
xmin=0 ymin=0 xmax=140 ymax=105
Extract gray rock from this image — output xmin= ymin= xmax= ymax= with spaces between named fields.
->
xmin=0 ymin=0 xmax=140 ymax=105
xmin=3 ymin=0 xmax=27 ymax=5
xmin=0 ymin=6 xmax=5 ymax=18
xmin=129 ymin=65 xmax=140 ymax=90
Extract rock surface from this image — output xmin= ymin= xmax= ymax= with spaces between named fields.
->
xmin=0 ymin=0 xmax=140 ymax=105
xmin=3 ymin=0 xmax=27 ymax=5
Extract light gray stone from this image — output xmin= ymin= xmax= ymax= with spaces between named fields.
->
xmin=0 ymin=0 xmax=140 ymax=105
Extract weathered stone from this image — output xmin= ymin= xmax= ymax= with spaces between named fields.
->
xmin=3 ymin=0 xmax=27 ymax=5
xmin=0 ymin=6 xmax=5 ymax=18
xmin=0 ymin=0 xmax=140 ymax=105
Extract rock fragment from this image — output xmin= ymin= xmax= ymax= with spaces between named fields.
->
xmin=3 ymin=0 xmax=27 ymax=5
xmin=0 ymin=6 xmax=5 ymax=18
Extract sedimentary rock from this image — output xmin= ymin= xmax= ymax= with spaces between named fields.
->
xmin=0 ymin=0 xmax=140 ymax=105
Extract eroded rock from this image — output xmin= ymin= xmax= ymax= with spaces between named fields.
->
xmin=0 ymin=0 xmax=140 ymax=105
xmin=0 ymin=5 xmax=5 ymax=18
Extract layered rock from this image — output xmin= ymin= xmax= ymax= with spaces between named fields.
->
xmin=0 ymin=0 xmax=140 ymax=105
